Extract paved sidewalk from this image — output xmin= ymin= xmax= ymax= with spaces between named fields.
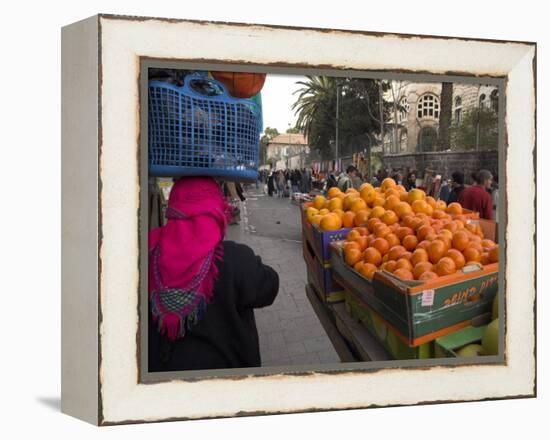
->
xmin=226 ymin=187 xmax=340 ymax=367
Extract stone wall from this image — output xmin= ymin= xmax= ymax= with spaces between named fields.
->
xmin=381 ymin=150 xmax=499 ymax=184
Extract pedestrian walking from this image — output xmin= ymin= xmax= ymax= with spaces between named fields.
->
xmin=447 ymin=171 xmax=465 ymax=204
xmin=267 ymin=170 xmax=275 ymax=197
xmin=276 ymin=170 xmax=286 ymax=198
xmin=337 ymin=165 xmax=359 ymax=192
xmin=458 ymin=169 xmax=494 ymax=220
xmin=148 ymin=176 xmax=279 ymax=371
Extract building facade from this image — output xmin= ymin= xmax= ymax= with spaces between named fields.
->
xmin=266 ymin=133 xmax=310 ymax=170
xmin=383 ymin=82 xmax=499 ymax=154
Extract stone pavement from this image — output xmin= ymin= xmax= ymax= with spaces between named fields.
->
xmin=226 ymin=186 xmax=340 ymax=367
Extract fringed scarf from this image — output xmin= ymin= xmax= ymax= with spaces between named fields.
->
xmin=148 ymin=177 xmax=232 ymax=340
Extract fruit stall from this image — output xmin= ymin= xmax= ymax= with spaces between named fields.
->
xmin=301 ymin=179 xmax=500 ymax=361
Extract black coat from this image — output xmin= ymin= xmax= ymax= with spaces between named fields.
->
xmin=148 ymin=241 xmax=279 ymax=372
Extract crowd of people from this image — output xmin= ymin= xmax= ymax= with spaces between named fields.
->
xmin=258 ymin=165 xmax=498 ymax=221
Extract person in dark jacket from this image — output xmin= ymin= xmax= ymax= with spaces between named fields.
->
xmin=267 ymin=171 xmax=275 ymax=196
xmin=148 ymin=176 xmax=279 ymax=372
xmin=447 ymin=171 xmax=465 ymax=204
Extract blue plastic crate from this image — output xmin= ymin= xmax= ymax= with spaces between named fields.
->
xmin=148 ymin=74 xmax=261 ymax=180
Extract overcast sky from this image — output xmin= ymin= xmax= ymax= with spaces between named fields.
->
xmin=260 ymin=73 xmax=308 ymax=134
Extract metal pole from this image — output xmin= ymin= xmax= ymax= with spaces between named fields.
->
xmin=335 ymin=83 xmax=340 ymax=173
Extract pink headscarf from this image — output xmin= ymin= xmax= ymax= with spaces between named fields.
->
xmin=149 ymin=177 xmax=231 ymax=340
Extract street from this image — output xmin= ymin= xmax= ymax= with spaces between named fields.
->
xmin=226 ymin=185 xmax=340 ymax=367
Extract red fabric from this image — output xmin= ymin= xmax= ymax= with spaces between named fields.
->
xmin=458 ymin=185 xmax=493 ymax=220
xmin=148 ymin=177 xmax=231 ymax=339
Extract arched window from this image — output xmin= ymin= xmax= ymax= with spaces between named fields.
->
xmin=418 ymin=127 xmax=438 ymax=152
xmin=454 ymin=96 xmax=462 ymax=124
xmin=399 ymin=130 xmax=408 ymax=151
xmin=490 ymin=89 xmax=499 ymax=111
xmin=417 ymin=94 xmax=440 ymax=119
xmin=398 ymin=98 xmax=410 ymax=123
xmin=479 ymin=93 xmax=487 ymax=108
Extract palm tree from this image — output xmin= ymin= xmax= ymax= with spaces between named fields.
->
xmin=291 ymin=76 xmax=337 ymax=157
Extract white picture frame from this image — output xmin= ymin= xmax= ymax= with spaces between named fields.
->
xmin=61 ymin=14 xmax=536 ymax=425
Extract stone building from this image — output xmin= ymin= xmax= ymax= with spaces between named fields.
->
xmin=384 ymin=82 xmax=499 ymax=154
xmin=381 ymin=81 xmax=499 ymax=182
xmin=266 ymin=133 xmax=309 ymax=170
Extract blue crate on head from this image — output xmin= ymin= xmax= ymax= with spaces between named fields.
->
xmin=148 ymin=74 xmax=261 ymax=180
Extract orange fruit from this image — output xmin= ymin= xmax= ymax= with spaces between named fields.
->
xmin=452 ymin=230 xmax=470 ymax=251
xmin=342 ymin=211 xmax=356 ymax=228
xmin=396 ymin=226 xmax=414 ymax=241
xmin=367 ymin=217 xmax=381 ymax=232
xmin=425 ymin=196 xmax=437 ymax=209
xmin=402 ymin=235 xmax=419 ymax=251
xmin=435 ymin=200 xmax=447 ymax=211
xmin=480 ymin=252 xmax=491 ymax=265
xmin=393 ymin=202 xmax=413 ymax=219
xmin=327 ymin=187 xmax=342 ymax=199
xmin=356 ymin=227 xmax=369 ymax=236
xmin=384 ymin=188 xmax=401 ymax=199
xmin=385 ymin=260 xmax=398 ymax=273
xmin=388 ymin=245 xmax=407 ymax=261
xmin=381 ymin=177 xmax=397 ymax=191
xmin=447 ymin=202 xmax=463 ymax=216
xmin=360 ymin=263 xmax=378 ymax=280
xmin=343 ymin=193 xmax=360 ymax=210
xmin=443 ymin=221 xmax=459 ymax=234
xmin=431 ymin=220 xmax=444 ymax=232
xmin=320 ymin=213 xmax=342 ymax=231
xmin=482 ymin=239 xmax=496 ymax=250
xmin=428 ymin=240 xmax=446 ymax=264
xmin=445 ymin=249 xmax=466 ymax=270
xmin=355 ymin=235 xmax=369 ymax=252
xmin=425 ymin=232 xmax=437 ymax=242
xmin=347 ymin=229 xmax=361 ymax=242
xmin=393 ymin=268 xmax=414 ymax=281
xmin=469 ymin=241 xmax=483 ymax=253
xmin=346 ymin=188 xmax=359 ymax=194
xmin=395 ymin=258 xmax=413 ymax=272
xmin=408 ymin=188 xmax=426 ymax=204
xmin=463 ymin=247 xmax=481 ymax=263
xmin=432 ymin=209 xmax=448 ymax=220
xmin=353 ymin=261 xmax=365 ymax=272
xmin=417 ymin=240 xmax=431 ymax=252
xmin=417 ymin=225 xmax=435 ymax=241
xmin=384 ymin=195 xmax=400 ymax=211
xmin=436 ymin=234 xmax=452 ymax=251
xmin=313 ymin=195 xmax=327 ymax=210
xmin=364 ymin=247 xmax=382 ymax=266
xmin=345 ymin=247 xmax=363 ymax=266
xmin=328 ymin=197 xmax=344 ymax=211
xmin=360 ymin=186 xmax=376 ymax=204
xmin=413 ymin=261 xmax=434 ymax=279
xmin=374 ymin=223 xmax=391 ymax=238
xmin=350 ymin=198 xmax=368 ymax=213
xmin=488 ymin=245 xmax=499 ymax=263
xmin=311 ymin=214 xmax=323 ymax=226
xmin=411 ymin=199 xmax=429 ymax=214
xmin=343 ymin=241 xmax=361 ymax=252
xmin=381 ymin=210 xmax=399 ymax=226
xmin=401 ymin=251 xmax=413 ymax=261
xmin=419 ymin=271 xmax=439 ymax=281
xmin=319 ymin=208 xmax=330 ymax=216
xmin=439 ymin=228 xmax=453 ymax=241
xmin=400 ymin=192 xmax=410 ymax=202
xmin=354 ymin=209 xmax=370 ymax=227
xmin=411 ymin=248 xmax=429 ymax=266
xmin=382 ymin=253 xmax=389 ymax=263
xmin=359 ymin=182 xmax=374 ymax=192
xmin=372 ymin=196 xmax=386 ymax=207
xmin=369 ymin=206 xmax=386 ymax=219
xmin=435 ymin=257 xmax=457 ymax=276
xmin=367 ymin=234 xmax=376 ymax=247
xmin=386 ymin=233 xmax=401 ymax=248
xmin=372 ymin=237 xmax=390 ymax=256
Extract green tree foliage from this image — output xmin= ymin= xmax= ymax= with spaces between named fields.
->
xmin=451 ymin=108 xmax=498 ymax=150
xmin=260 ymin=126 xmax=280 ymax=165
xmin=286 ymin=126 xmax=301 ymax=134
xmin=292 ymin=76 xmax=390 ymax=159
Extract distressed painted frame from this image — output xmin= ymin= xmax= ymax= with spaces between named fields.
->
xmin=61 ymin=14 xmax=536 ymax=425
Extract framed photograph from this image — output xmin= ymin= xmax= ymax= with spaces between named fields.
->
xmin=61 ymin=14 xmax=536 ymax=425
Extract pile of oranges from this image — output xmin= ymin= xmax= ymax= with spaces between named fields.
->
xmin=330 ymin=178 xmax=499 ymax=282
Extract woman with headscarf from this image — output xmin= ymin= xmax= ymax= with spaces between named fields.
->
xmin=148 ymin=176 xmax=279 ymax=372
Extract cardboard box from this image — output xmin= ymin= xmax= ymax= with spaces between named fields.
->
xmin=344 ymin=289 xmax=433 ymax=359
xmin=303 ymin=238 xmax=345 ymax=303
xmin=330 ymin=242 xmax=498 ymax=346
